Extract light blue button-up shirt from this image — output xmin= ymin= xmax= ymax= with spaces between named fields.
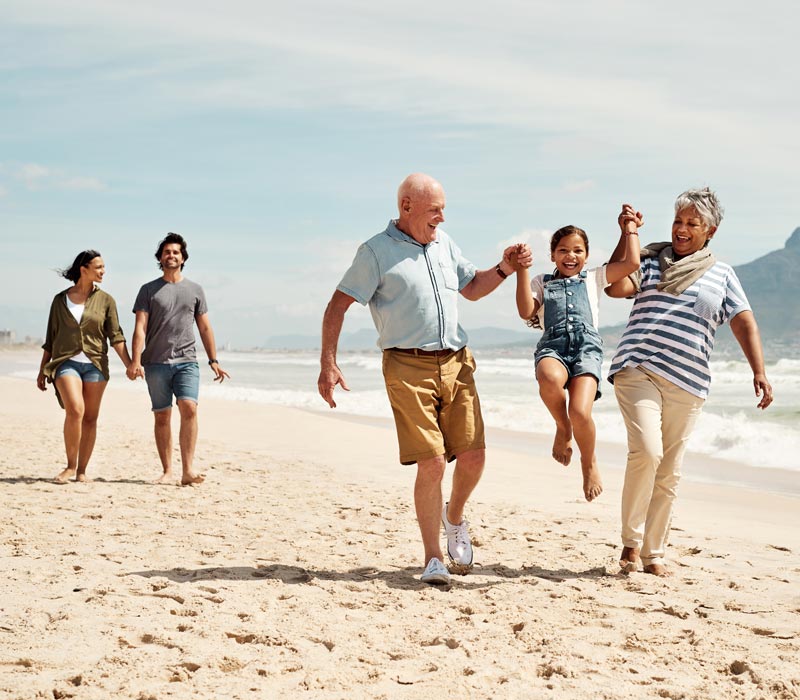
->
xmin=337 ymin=220 xmax=477 ymax=350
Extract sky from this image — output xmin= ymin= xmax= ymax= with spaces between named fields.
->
xmin=2 ymin=0 xmax=798 ymax=348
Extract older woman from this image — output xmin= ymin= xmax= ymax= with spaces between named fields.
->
xmin=37 ymin=250 xmax=133 ymax=483
xmin=606 ymin=188 xmax=772 ymax=576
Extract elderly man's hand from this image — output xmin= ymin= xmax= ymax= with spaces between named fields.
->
xmin=318 ymin=364 xmax=349 ymax=408
xmin=503 ymin=243 xmax=533 ymax=272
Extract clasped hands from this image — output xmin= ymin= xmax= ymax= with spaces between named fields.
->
xmin=503 ymin=243 xmax=533 ymax=272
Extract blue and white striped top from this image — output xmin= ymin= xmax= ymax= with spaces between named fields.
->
xmin=607 ymin=257 xmax=751 ymax=398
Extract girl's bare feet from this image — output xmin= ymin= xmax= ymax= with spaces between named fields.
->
xmin=552 ymin=425 xmax=573 ymax=466
xmin=581 ymin=458 xmax=603 ymax=501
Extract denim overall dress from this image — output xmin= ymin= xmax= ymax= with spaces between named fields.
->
xmin=535 ymin=270 xmax=604 ymax=398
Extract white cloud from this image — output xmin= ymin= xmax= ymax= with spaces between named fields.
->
xmin=17 ymin=163 xmax=50 ymax=189
xmin=59 ymin=176 xmax=108 ymax=192
xmin=563 ymin=180 xmax=596 ymax=194
xmin=11 ymin=163 xmax=108 ymax=193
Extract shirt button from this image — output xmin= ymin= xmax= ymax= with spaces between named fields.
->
xmin=568 ymin=304 xmax=574 ymax=309
xmin=567 ymin=325 xmax=573 ymax=330
xmin=567 ymin=291 xmax=573 ymax=296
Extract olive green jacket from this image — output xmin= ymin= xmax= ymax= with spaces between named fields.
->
xmin=42 ymin=288 xmax=126 ymax=381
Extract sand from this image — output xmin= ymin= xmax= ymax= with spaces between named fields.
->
xmin=1 ymin=374 xmax=798 ymax=699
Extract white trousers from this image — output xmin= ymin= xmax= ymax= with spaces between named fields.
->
xmin=614 ymin=367 xmax=705 ymax=566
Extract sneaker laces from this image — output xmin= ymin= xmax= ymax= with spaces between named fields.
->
xmin=450 ymin=518 xmax=470 ymax=548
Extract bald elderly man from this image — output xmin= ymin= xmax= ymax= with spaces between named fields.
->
xmin=318 ymin=173 xmax=531 ymax=585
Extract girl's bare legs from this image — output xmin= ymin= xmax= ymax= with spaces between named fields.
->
xmin=536 ymin=358 xmax=572 ymax=466
xmin=567 ymin=374 xmax=603 ymax=501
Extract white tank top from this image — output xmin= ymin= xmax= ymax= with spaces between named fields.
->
xmin=65 ymin=295 xmax=92 ymax=364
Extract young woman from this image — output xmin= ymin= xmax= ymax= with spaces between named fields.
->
xmin=37 ymin=250 xmax=133 ymax=483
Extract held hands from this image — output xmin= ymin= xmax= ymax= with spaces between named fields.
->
xmin=618 ymin=204 xmax=643 ymax=234
xmin=317 ymin=363 xmax=349 ymax=408
xmin=126 ymin=363 xmax=145 ymax=381
xmin=503 ymin=243 xmax=533 ymax=272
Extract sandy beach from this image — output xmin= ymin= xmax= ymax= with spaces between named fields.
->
xmin=1 ymin=374 xmax=798 ymax=699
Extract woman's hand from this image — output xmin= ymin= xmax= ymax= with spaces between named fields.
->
xmin=618 ymin=204 xmax=643 ymax=232
xmin=36 ymin=371 xmax=48 ymax=392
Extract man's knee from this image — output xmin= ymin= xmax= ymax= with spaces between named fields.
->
xmin=177 ymin=400 xmax=198 ymax=420
xmin=455 ymin=448 xmax=485 ymax=474
xmin=154 ymin=409 xmax=172 ymax=427
xmin=417 ymin=455 xmax=447 ymax=483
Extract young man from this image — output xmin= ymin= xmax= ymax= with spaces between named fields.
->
xmin=128 ymin=233 xmax=230 ymax=485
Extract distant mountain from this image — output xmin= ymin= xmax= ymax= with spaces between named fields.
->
xmin=731 ymin=227 xmax=800 ymax=343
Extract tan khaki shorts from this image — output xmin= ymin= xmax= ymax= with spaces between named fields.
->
xmin=382 ymin=347 xmax=486 ymax=465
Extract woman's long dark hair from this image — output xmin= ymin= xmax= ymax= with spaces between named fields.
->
xmin=60 ymin=250 xmax=101 ymax=283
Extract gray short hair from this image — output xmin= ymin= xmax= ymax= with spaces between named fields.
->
xmin=674 ymin=187 xmax=724 ymax=228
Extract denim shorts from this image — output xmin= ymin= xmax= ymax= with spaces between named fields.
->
xmin=55 ymin=359 xmax=106 ymax=383
xmin=144 ymin=362 xmax=200 ymax=412
xmin=535 ymin=322 xmax=604 ymax=399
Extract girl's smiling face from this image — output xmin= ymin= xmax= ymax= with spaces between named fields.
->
xmin=551 ymin=233 xmax=588 ymax=277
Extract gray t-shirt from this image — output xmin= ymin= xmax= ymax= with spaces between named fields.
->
xmin=133 ymin=278 xmax=208 ymax=365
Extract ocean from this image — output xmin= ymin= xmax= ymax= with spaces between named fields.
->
xmin=4 ymin=347 xmax=799 ymax=494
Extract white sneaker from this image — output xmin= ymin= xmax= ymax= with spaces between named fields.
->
xmin=420 ymin=557 xmax=451 ymax=585
xmin=442 ymin=503 xmax=474 ymax=572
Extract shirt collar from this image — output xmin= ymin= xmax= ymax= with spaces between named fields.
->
xmin=385 ymin=219 xmax=439 ymax=248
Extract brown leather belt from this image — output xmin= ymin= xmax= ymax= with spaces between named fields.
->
xmin=387 ymin=347 xmax=456 ymax=358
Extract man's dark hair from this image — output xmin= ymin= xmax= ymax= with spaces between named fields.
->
xmin=155 ymin=232 xmax=189 ymax=270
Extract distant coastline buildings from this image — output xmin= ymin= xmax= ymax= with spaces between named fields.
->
xmin=0 ymin=329 xmax=16 ymax=345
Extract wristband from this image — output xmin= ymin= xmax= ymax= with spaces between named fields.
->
xmin=495 ymin=264 xmax=508 ymax=279
xmin=208 ymin=359 xmax=219 ymax=366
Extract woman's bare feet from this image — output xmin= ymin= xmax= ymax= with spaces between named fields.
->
xmin=581 ymin=458 xmax=603 ymax=501
xmin=619 ymin=546 xmax=640 ymax=573
xmin=54 ymin=468 xmax=76 ymax=484
xmin=75 ymin=472 xmax=92 ymax=483
xmin=643 ymin=562 xmax=670 ymax=577
xmin=181 ymin=472 xmax=205 ymax=486
xmin=552 ymin=424 xmax=573 ymax=466
xmin=155 ymin=470 xmax=177 ymax=485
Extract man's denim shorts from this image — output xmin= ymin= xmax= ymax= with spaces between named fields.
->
xmin=55 ymin=359 xmax=105 ymax=383
xmin=144 ymin=362 xmax=200 ymax=412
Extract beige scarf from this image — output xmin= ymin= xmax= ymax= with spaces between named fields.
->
xmin=631 ymin=241 xmax=716 ymax=296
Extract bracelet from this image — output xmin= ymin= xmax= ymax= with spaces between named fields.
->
xmin=208 ymin=359 xmax=219 ymax=366
xmin=495 ymin=264 xmax=508 ymax=279
xmin=625 ymin=231 xmax=639 ymax=236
